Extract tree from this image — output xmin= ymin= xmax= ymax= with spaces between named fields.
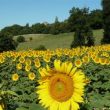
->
xmin=50 ymin=17 xmax=60 ymax=35
xmin=31 ymin=23 xmax=49 ymax=34
xmin=102 ymin=0 xmax=110 ymax=44
xmin=17 ymin=36 xmax=25 ymax=43
xmin=71 ymin=29 xmax=85 ymax=48
xmin=0 ymin=24 xmax=23 ymax=36
xmin=0 ymin=34 xmax=18 ymax=52
xmin=20 ymin=23 xmax=32 ymax=34
xmin=89 ymin=9 xmax=103 ymax=29
xmin=71 ymin=28 xmax=94 ymax=48
xmin=85 ymin=27 xmax=95 ymax=46
xmin=70 ymin=8 xmax=94 ymax=48
xmin=68 ymin=8 xmax=89 ymax=32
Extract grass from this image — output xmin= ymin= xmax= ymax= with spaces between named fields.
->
xmin=15 ymin=29 xmax=103 ymax=51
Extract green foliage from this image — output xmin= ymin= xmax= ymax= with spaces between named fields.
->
xmin=89 ymin=9 xmax=103 ymax=29
xmin=0 ymin=46 xmax=110 ymax=109
xmin=102 ymin=0 xmax=110 ymax=44
xmin=35 ymin=45 xmax=47 ymax=51
xmin=0 ymin=59 xmax=39 ymax=110
xmin=29 ymin=37 xmax=33 ymax=41
xmin=83 ymin=63 xmax=110 ymax=109
xmin=31 ymin=23 xmax=50 ymax=34
xmin=71 ymin=29 xmax=85 ymax=48
xmin=17 ymin=36 xmax=25 ymax=43
xmin=15 ymin=104 xmax=45 ymax=110
xmin=0 ymin=82 xmax=18 ymax=110
xmin=0 ymin=34 xmax=18 ymax=52
xmin=50 ymin=17 xmax=61 ymax=35
xmin=0 ymin=25 xmax=23 ymax=36
xmin=70 ymin=8 xmax=94 ymax=48
xmin=0 ymin=8 xmax=103 ymax=36
xmin=20 ymin=24 xmax=32 ymax=35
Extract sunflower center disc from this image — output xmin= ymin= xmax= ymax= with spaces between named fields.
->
xmin=49 ymin=73 xmax=73 ymax=102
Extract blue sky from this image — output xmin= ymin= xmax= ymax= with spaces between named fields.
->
xmin=0 ymin=0 xmax=102 ymax=29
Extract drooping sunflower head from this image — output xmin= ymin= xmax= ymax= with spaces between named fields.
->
xmin=37 ymin=60 xmax=87 ymax=110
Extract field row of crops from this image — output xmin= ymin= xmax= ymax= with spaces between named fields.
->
xmin=0 ymin=44 xmax=110 ymax=110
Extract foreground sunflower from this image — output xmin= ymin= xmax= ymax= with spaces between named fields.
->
xmin=37 ymin=60 xmax=87 ymax=110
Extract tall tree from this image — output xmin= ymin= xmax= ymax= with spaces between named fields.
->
xmin=68 ymin=8 xmax=89 ymax=32
xmin=89 ymin=9 xmax=103 ymax=29
xmin=50 ymin=16 xmax=60 ymax=35
xmin=102 ymin=0 xmax=110 ymax=44
xmin=70 ymin=8 xmax=94 ymax=48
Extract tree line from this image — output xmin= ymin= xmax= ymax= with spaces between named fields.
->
xmin=0 ymin=8 xmax=103 ymax=36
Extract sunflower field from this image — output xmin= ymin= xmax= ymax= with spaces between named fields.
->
xmin=0 ymin=45 xmax=110 ymax=110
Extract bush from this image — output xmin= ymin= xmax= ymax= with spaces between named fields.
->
xmin=17 ymin=36 xmax=25 ymax=43
xmin=0 ymin=34 xmax=18 ymax=52
xmin=35 ymin=45 xmax=47 ymax=50
xmin=71 ymin=29 xmax=85 ymax=48
xmin=29 ymin=37 xmax=33 ymax=41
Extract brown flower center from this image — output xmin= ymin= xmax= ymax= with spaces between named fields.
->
xmin=49 ymin=73 xmax=73 ymax=102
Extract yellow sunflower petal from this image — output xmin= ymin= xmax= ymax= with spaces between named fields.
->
xmin=59 ymin=100 xmax=71 ymax=110
xmin=42 ymin=68 xmax=50 ymax=76
xmin=39 ymin=68 xmax=50 ymax=77
xmin=74 ymin=88 xmax=84 ymax=95
xmin=72 ymin=70 xmax=85 ymax=82
xmin=66 ymin=62 xmax=73 ymax=74
xmin=54 ymin=60 xmax=61 ymax=71
xmin=38 ymin=68 xmax=46 ymax=77
xmin=60 ymin=62 xmax=67 ymax=73
xmin=74 ymin=82 xmax=85 ymax=89
xmin=69 ymin=67 xmax=77 ymax=76
xmin=72 ymin=92 xmax=84 ymax=103
xmin=49 ymin=101 xmax=59 ymax=110
xmin=71 ymin=101 xmax=80 ymax=110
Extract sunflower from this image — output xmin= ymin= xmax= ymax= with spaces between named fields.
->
xmin=19 ymin=57 xmax=25 ymax=63
xmin=28 ymin=72 xmax=36 ymax=80
xmin=82 ymin=56 xmax=90 ymax=64
xmin=99 ymin=57 xmax=106 ymax=65
xmin=25 ymin=65 xmax=31 ymax=72
xmin=37 ymin=60 xmax=87 ymax=110
xmin=34 ymin=58 xmax=41 ymax=68
xmin=43 ymin=55 xmax=51 ymax=62
xmin=25 ymin=59 xmax=31 ymax=65
xmin=12 ymin=73 xmax=19 ymax=81
xmin=74 ymin=59 xmax=82 ymax=68
xmin=16 ymin=63 xmax=22 ymax=70
xmin=93 ymin=57 xmax=100 ymax=64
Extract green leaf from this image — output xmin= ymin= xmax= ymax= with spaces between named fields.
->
xmin=29 ymin=103 xmax=46 ymax=110
xmin=16 ymin=107 xmax=28 ymax=110
xmin=1 ymin=90 xmax=18 ymax=96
